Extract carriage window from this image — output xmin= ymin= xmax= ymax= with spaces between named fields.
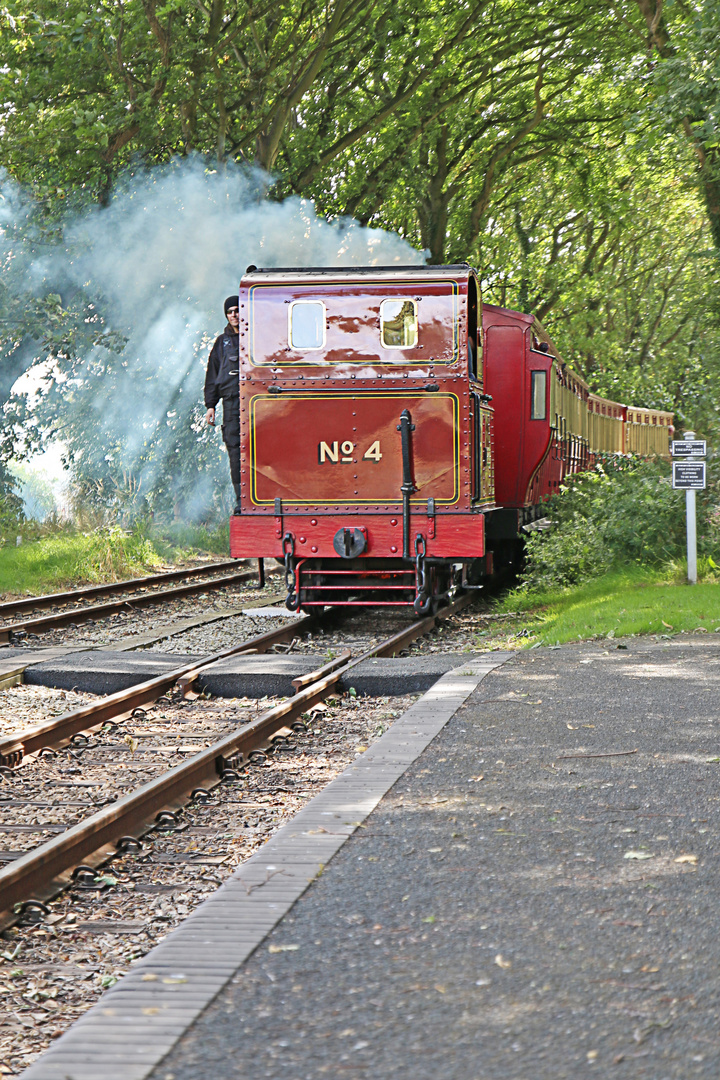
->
xmin=531 ymin=371 xmax=547 ymax=420
xmin=380 ymin=299 xmax=418 ymax=348
xmin=289 ymin=301 xmax=325 ymax=349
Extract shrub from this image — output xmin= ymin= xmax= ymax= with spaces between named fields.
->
xmin=521 ymin=454 xmax=720 ymax=590
xmin=71 ymin=524 xmax=160 ymax=582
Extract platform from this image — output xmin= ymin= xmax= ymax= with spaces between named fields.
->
xmin=21 ymin=636 xmax=720 ymax=1079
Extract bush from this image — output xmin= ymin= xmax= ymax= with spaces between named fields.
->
xmin=521 ymin=454 xmax=720 ymax=591
xmin=71 ymin=524 xmax=161 ymax=581
xmin=149 ymin=520 xmax=230 ymax=557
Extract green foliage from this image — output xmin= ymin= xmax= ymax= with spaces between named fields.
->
xmin=521 ymin=455 xmax=720 ymax=591
xmin=0 ymin=524 xmax=161 ymax=596
xmin=149 ymin=520 xmax=231 ymax=558
xmin=499 ymin=565 xmax=720 ymax=645
xmin=72 ymin=524 xmax=160 ymax=582
xmin=9 ymin=462 xmax=57 ymax=521
xmin=0 ymin=458 xmax=24 ymax=535
xmin=3 ymin=0 xmax=720 ymax=520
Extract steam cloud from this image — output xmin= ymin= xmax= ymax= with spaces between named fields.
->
xmin=3 ymin=159 xmax=424 ymax=519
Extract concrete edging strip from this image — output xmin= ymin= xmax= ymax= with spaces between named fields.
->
xmin=21 ymin=652 xmax=512 ymax=1080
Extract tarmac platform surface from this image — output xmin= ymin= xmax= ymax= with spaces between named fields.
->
xmin=21 ymin=637 xmax=720 ymax=1079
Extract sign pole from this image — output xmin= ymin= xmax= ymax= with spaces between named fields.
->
xmin=684 ymin=430 xmax=698 ymax=585
xmin=686 ymin=487 xmax=697 ymax=585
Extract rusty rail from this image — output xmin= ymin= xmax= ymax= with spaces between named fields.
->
xmin=0 ymin=560 xmax=247 ymax=619
xmin=0 ymin=613 xmax=322 ymax=765
xmin=0 ymin=591 xmax=477 ymax=920
xmin=0 ymin=568 xmax=264 ymax=644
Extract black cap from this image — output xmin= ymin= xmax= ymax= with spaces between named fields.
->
xmin=224 ymin=295 xmax=239 ymax=315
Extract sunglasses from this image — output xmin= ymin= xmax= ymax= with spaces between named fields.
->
xmin=227 ymin=307 xmax=239 ymax=315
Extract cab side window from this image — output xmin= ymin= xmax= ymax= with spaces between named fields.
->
xmin=289 ymin=301 xmax=325 ymax=349
xmin=380 ymin=299 xmax=418 ymax=348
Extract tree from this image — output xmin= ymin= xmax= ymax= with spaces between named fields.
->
xmin=633 ymin=0 xmax=720 ymax=250
xmin=474 ymin=138 xmax=720 ymax=432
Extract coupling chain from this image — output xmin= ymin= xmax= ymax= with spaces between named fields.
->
xmin=414 ymin=532 xmax=428 ymax=596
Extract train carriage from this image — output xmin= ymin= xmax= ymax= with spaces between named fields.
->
xmin=229 ymin=264 xmax=673 ymax=612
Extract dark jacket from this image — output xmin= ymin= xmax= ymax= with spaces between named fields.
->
xmin=204 ymin=325 xmax=239 ymax=408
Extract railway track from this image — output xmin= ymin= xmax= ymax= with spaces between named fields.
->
xmin=0 ymin=593 xmax=475 ymax=926
xmin=0 ymin=558 xmax=267 ymax=644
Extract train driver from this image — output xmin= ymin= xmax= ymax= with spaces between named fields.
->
xmin=204 ymin=296 xmax=241 ymax=515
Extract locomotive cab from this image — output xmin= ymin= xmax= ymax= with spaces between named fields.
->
xmin=230 ymin=264 xmax=494 ymax=612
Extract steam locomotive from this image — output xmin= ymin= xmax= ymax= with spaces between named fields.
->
xmin=229 ymin=264 xmax=673 ymax=613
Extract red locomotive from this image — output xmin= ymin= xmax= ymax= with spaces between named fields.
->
xmin=229 ymin=264 xmax=673 ymax=613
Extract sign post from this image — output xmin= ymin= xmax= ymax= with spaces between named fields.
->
xmin=671 ymin=431 xmax=706 ymax=585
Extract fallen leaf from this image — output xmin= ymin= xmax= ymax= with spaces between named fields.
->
xmin=140 ymin=973 xmax=158 ymax=982
xmin=587 ymin=1050 xmax=599 ymax=1062
xmin=674 ymin=854 xmax=698 ymax=864
xmin=495 ymin=954 xmax=511 ymax=969
xmin=268 ymin=944 xmax=299 ymax=953
xmin=162 ymin=976 xmax=187 ymax=984
xmin=661 ymin=620 xmax=673 ymax=630
xmin=624 ymin=851 xmax=655 ymax=860
xmin=142 ymin=1007 xmax=161 ymax=1016
xmin=434 ymin=984 xmax=446 ymax=993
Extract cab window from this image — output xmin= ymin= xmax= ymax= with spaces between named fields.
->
xmin=380 ymin=299 xmax=418 ymax=348
xmin=289 ymin=301 xmax=325 ymax=349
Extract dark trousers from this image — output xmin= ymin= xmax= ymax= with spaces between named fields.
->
xmin=221 ymin=394 xmax=240 ymax=495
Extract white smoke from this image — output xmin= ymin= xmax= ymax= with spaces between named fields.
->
xmin=5 ymin=158 xmax=424 ymax=518
xmin=67 ymin=160 xmax=421 ymax=327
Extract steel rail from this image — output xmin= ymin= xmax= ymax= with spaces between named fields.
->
xmin=0 ymin=560 xmax=248 ymax=619
xmin=0 ymin=592 xmax=477 ymax=919
xmin=0 ymin=613 xmax=323 ymax=765
xmin=0 ymin=568 xmax=263 ymax=644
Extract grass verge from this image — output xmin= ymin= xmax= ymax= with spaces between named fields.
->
xmin=0 ymin=522 xmax=231 ymax=597
xmin=0 ymin=528 xmax=161 ymax=596
xmin=494 ymin=565 xmax=720 ymax=647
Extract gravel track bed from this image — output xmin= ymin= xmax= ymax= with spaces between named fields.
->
xmin=0 ymin=687 xmax=96 ymax=741
xmin=5 ymin=585 xmax=526 ymax=660
xmin=151 ymin=602 xmax=528 ymax=660
xmin=6 ymin=578 xmax=276 ymax=651
xmin=405 ymin=606 xmax=530 ymax=653
xmin=0 ymin=693 xmax=291 ymax=853
xmin=0 ymin=689 xmax=416 ymax=1074
xmin=155 ymin=607 xmax=437 ymax=659
xmin=146 ymin=609 xmax=297 ymax=654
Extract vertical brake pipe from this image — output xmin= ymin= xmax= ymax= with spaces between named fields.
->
xmin=397 ymin=409 xmax=416 ymax=559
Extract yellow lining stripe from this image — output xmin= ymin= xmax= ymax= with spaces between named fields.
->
xmin=247 ymin=279 xmax=460 ymax=367
xmin=248 ymin=391 xmax=460 ymax=506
